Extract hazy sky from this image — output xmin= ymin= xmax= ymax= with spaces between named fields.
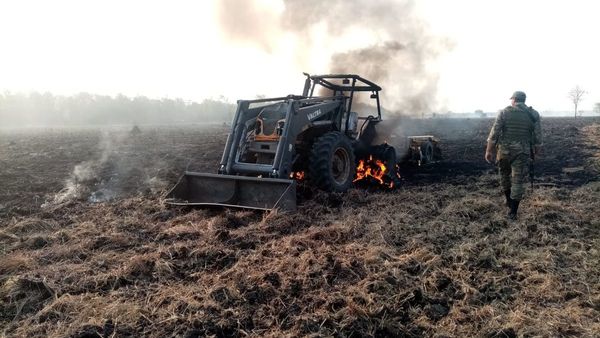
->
xmin=1 ymin=0 xmax=599 ymax=113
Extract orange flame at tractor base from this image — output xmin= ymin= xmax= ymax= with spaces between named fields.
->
xmin=290 ymin=171 xmax=305 ymax=180
xmin=353 ymin=155 xmax=397 ymax=188
xmin=290 ymin=155 xmax=400 ymax=188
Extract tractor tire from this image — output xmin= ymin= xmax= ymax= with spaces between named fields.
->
xmin=420 ymin=141 xmax=434 ymax=164
xmin=309 ymin=131 xmax=356 ymax=192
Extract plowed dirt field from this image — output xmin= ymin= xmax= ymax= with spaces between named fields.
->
xmin=1 ymin=117 xmax=599 ymax=337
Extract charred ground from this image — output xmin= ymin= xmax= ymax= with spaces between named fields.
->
xmin=1 ymin=118 xmax=599 ymax=337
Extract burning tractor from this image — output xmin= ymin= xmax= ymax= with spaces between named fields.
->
xmin=166 ymin=73 xmax=440 ymax=211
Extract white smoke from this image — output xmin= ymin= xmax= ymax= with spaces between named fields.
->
xmin=216 ymin=0 xmax=448 ymax=114
xmin=42 ymin=132 xmax=115 ymax=207
xmin=42 ymin=127 xmax=171 ymax=208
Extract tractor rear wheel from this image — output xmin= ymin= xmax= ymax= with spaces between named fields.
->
xmin=420 ymin=141 xmax=434 ymax=164
xmin=309 ymin=131 xmax=356 ymax=192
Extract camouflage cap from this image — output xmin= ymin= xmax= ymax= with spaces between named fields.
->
xmin=510 ymin=91 xmax=526 ymax=102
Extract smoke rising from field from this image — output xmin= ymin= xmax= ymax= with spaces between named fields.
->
xmin=43 ymin=133 xmax=114 ymax=206
xmin=43 ymin=129 xmax=168 ymax=207
xmin=216 ymin=0 xmax=446 ymax=114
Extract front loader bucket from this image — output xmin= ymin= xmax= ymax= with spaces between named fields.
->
xmin=165 ymin=172 xmax=296 ymax=211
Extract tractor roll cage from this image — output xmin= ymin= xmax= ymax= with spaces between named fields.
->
xmin=302 ymin=73 xmax=382 ymax=122
xmin=308 ymin=74 xmax=382 ymax=92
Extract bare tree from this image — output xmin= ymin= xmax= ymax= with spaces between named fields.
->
xmin=568 ymin=85 xmax=586 ymax=118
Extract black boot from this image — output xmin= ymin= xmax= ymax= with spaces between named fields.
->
xmin=504 ymin=190 xmax=512 ymax=208
xmin=508 ymin=199 xmax=520 ymax=220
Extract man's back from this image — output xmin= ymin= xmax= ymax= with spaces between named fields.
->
xmin=500 ymin=104 xmax=536 ymax=145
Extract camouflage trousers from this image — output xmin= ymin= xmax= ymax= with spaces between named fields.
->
xmin=497 ymin=152 xmax=529 ymax=201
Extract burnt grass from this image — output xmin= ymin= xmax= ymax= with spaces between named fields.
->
xmin=1 ymin=118 xmax=599 ymax=337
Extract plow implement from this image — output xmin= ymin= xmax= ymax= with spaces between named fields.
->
xmin=165 ymin=172 xmax=297 ymax=211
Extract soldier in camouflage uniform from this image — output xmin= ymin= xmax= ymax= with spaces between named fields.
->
xmin=485 ymin=91 xmax=542 ymax=220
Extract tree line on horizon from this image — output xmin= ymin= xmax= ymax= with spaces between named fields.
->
xmin=0 ymin=92 xmax=236 ymax=127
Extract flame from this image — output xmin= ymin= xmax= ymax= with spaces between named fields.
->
xmin=290 ymin=171 xmax=305 ymax=180
xmin=353 ymin=155 xmax=392 ymax=187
